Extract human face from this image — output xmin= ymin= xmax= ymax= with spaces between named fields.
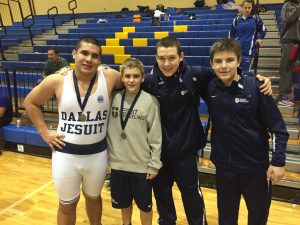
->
xmin=156 ymin=46 xmax=184 ymax=77
xmin=122 ymin=67 xmax=144 ymax=94
xmin=210 ymin=51 xmax=241 ymax=86
xmin=48 ymin=50 xmax=59 ymax=63
xmin=72 ymin=42 xmax=101 ymax=77
xmin=242 ymin=2 xmax=252 ymax=18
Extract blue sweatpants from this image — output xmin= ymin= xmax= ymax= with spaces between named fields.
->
xmin=216 ymin=169 xmax=272 ymax=225
xmin=153 ymin=153 xmax=207 ymax=225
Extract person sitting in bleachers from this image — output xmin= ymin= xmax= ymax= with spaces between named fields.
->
xmin=151 ymin=9 xmax=165 ymax=26
xmin=0 ymin=95 xmax=13 ymax=155
xmin=44 ymin=47 xmax=69 ymax=77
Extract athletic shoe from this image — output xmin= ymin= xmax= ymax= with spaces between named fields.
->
xmin=278 ymin=99 xmax=295 ymax=107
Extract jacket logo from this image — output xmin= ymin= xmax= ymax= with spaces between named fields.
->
xmin=235 ymin=98 xmax=249 ymax=103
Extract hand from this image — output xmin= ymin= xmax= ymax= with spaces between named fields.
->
xmin=146 ymin=173 xmax=157 ymax=180
xmin=256 ymin=75 xmax=272 ymax=96
xmin=267 ymin=165 xmax=285 ymax=185
xmin=40 ymin=129 xmax=65 ymax=151
xmin=256 ymin=39 xmax=263 ymax=47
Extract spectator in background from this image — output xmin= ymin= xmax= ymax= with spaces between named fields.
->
xmin=0 ymin=95 xmax=13 ymax=155
xmin=44 ymin=47 xmax=69 ymax=77
xmin=151 ymin=9 xmax=165 ymax=26
xmin=229 ymin=0 xmax=267 ymax=72
xmin=277 ymin=0 xmax=300 ymax=107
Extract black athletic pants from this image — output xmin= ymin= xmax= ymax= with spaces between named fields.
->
xmin=216 ymin=169 xmax=272 ymax=225
xmin=153 ymin=153 xmax=207 ymax=225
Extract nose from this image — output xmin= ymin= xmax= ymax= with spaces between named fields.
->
xmin=164 ymin=59 xmax=171 ymax=66
xmin=220 ymin=60 xmax=227 ymax=68
xmin=85 ymin=54 xmax=93 ymax=61
xmin=129 ymin=76 xmax=134 ymax=82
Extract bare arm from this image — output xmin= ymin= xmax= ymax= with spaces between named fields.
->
xmin=0 ymin=107 xmax=5 ymax=117
xmin=24 ymin=74 xmax=65 ymax=150
xmin=103 ymin=68 xmax=124 ymax=102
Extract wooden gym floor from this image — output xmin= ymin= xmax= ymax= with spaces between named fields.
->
xmin=0 ymin=151 xmax=299 ymax=225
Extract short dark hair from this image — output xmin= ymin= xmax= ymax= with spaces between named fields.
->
xmin=75 ymin=36 xmax=101 ymax=55
xmin=156 ymin=37 xmax=182 ymax=55
xmin=210 ymin=38 xmax=241 ymax=61
xmin=242 ymin=0 xmax=254 ymax=6
xmin=48 ymin=47 xmax=59 ymax=54
xmin=121 ymin=58 xmax=144 ymax=75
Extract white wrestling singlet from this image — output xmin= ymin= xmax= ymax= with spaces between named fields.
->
xmin=52 ymin=69 xmax=110 ymax=203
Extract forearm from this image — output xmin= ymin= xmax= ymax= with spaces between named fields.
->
xmin=24 ymin=103 xmax=48 ymax=134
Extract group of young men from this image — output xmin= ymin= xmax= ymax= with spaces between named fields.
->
xmin=23 ymin=33 xmax=289 ymax=225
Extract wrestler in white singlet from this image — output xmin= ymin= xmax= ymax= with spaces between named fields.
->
xmin=52 ymin=69 xmax=110 ymax=203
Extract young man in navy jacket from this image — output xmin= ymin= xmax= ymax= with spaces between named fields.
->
xmin=142 ymin=37 xmax=272 ymax=225
xmin=205 ymin=38 xmax=288 ymax=225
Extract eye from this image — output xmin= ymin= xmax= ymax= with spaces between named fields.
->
xmin=92 ymin=54 xmax=100 ymax=59
xmin=133 ymin=74 xmax=141 ymax=79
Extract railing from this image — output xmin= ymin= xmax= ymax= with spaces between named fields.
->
xmin=10 ymin=0 xmax=35 ymax=46
xmin=0 ymin=13 xmax=7 ymax=61
xmin=0 ymin=66 xmax=12 ymax=103
xmin=47 ymin=6 xmax=58 ymax=35
xmin=68 ymin=0 xmax=77 ymax=26
xmin=12 ymin=67 xmax=58 ymax=117
xmin=0 ymin=2 xmax=14 ymax=24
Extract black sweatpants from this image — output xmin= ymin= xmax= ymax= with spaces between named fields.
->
xmin=153 ymin=153 xmax=207 ymax=225
xmin=216 ymin=169 xmax=272 ymax=225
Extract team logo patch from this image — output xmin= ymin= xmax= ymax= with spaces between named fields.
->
xmin=111 ymin=107 xmax=119 ymax=118
xmin=97 ymin=95 xmax=104 ymax=103
xmin=235 ymin=98 xmax=249 ymax=103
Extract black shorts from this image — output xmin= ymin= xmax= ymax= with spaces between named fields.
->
xmin=110 ymin=169 xmax=153 ymax=212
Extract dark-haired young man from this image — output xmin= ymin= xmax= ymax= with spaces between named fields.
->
xmin=24 ymin=36 xmax=123 ymax=225
xmin=142 ymin=36 xmax=272 ymax=225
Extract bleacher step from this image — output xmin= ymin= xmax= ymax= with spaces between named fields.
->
xmin=259 ymin=48 xmax=281 ymax=57
xmin=1 ymin=53 xmax=18 ymax=61
xmin=256 ymin=69 xmax=280 ymax=77
xmin=283 ymin=117 xmax=299 ymax=125
xmin=287 ymin=126 xmax=300 ymax=140
xmin=8 ymin=46 xmax=33 ymax=52
xmin=263 ymin=39 xmax=281 ymax=47
xmin=44 ymin=29 xmax=70 ymax=34
xmin=34 ymin=34 xmax=58 ymax=39
xmin=260 ymin=14 xmax=276 ymax=20
xmin=257 ymin=63 xmax=280 ymax=69
xmin=258 ymin=57 xmax=281 ymax=65
xmin=279 ymin=105 xmax=295 ymax=115
xmin=265 ymin=32 xmax=280 ymax=39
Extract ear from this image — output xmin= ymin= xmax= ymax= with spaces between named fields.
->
xmin=72 ymin=50 xmax=76 ymax=59
xmin=179 ymin=52 xmax=184 ymax=62
xmin=237 ymin=57 xmax=242 ymax=67
xmin=210 ymin=60 xmax=214 ymax=68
